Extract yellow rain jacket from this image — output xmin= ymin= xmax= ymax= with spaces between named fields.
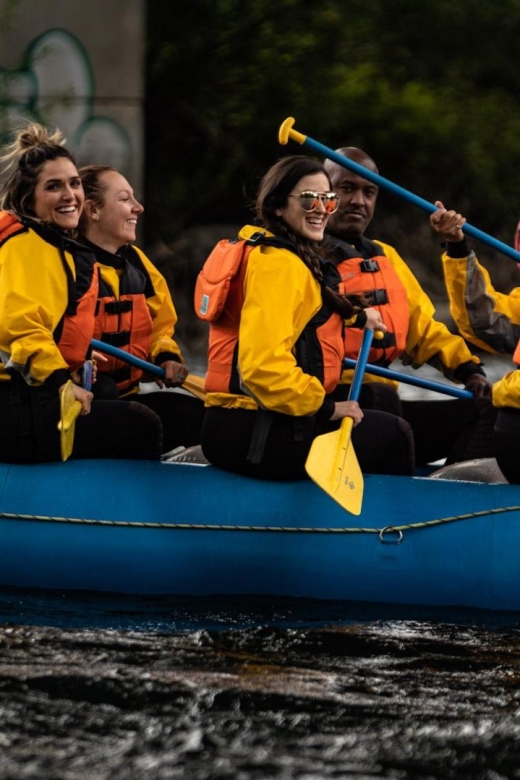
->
xmin=442 ymin=247 xmax=520 ymax=355
xmin=492 ymin=327 xmax=520 ymax=409
xmin=0 ymin=218 xmax=96 ymax=386
xmin=492 ymin=367 xmax=520 ymax=408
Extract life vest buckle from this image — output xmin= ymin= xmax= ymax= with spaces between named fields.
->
xmin=366 ymin=288 xmax=388 ymax=305
xmin=360 ymin=259 xmax=380 ymax=272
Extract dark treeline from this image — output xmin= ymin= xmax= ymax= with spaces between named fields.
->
xmin=145 ymin=0 xmax=520 ymax=341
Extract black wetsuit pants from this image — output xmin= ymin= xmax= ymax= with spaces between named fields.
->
xmin=201 ymin=405 xmax=415 ymax=481
xmin=332 ymin=382 xmax=496 ymax=466
xmin=0 ymin=378 xmax=163 ymax=463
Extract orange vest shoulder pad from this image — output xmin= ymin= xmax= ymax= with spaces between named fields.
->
xmin=0 ymin=212 xmax=26 ymax=246
xmin=194 ymin=232 xmax=267 ymax=322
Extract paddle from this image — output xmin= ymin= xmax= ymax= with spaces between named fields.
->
xmin=58 ymin=361 xmax=93 ymax=461
xmin=278 ymin=117 xmax=520 ymax=265
xmin=305 ymin=328 xmax=375 ymax=516
xmin=90 ymin=339 xmax=206 ymax=400
xmin=58 ymin=380 xmax=82 ymax=461
xmin=343 ymin=359 xmax=474 ymax=399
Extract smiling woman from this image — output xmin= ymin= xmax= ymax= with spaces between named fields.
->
xmin=0 ymin=123 xmax=96 ymax=460
xmin=198 ymin=155 xmax=414 ymax=480
xmin=76 ymin=165 xmax=205 ymax=451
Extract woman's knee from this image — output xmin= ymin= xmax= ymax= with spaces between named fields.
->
xmin=353 ymin=411 xmax=415 ymax=475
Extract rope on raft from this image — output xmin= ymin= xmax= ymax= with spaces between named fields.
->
xmin=0 ymin=505 xmax=520 ymax=534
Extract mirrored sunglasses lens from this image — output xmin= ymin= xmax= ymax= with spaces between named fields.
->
xmin=299 ymin=193 xmax=319 ymax=212
xmin=324 ymin=195 xmax=339 ymax=214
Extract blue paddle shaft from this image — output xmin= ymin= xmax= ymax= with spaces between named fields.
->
xmin=348 ymin=329 xmax=374 ymax=402
xmin=300 ymin=135 xmax=520 ymax=265
xmin=91 ymin=339 xmax=165 ymax=379
xmin=343 ymin=358 xmax=473 ymax=399
xmin=93 ymin=337 xmax=472 ymax=400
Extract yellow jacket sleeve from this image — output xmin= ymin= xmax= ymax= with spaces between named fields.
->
xmin=0 ymin=229 xmax=72 ymax=384
xmin=377 ymin=241 xmax=482 ymax=379
xmin=131 ymin=248 xmax=183 ymax=363
xmin=442 ymin=248 xmax=520 ymax=355
xmin=493 ymin=367 xmax=520 ymax=408
xmin=238 ymin=243 xmax=326 ymax=416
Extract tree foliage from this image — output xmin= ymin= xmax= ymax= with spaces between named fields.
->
xmin=146 ymin=0 xmax=520 ymax=286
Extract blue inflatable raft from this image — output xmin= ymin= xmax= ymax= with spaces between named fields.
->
xmin=0 ymin=456 xmax=520 ymax=612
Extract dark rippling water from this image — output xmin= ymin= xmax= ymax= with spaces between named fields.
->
xmin=2 ymin=591 xmax=520 ymax=779
xmin=2 ymin=353 xmax=519 ymax=779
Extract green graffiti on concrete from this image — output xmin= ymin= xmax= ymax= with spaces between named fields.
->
xmin=0 ymin=28 xmax=132 ymax=174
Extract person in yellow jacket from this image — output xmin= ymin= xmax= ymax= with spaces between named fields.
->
xmin=431 ymin=200 xmax=520 ymax=354
xmin=199 ymin=155 xmax=415 ymax=480
xmin=77 ymin=165 xmax=204 ymax=451
xmin=431 ymin=201 xmax=520 ymax=482
xmin=323 ymin=148 xmax=494 ymax=467
xmin=0 ymin=123 xmax=163 ymax=462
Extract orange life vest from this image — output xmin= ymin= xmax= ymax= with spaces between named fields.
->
xmin=195 ymin=232 xmax=345 ymax=394
xmin=92 ymin=245 xmax=155 ymax=391
xmin=327 ymin=236 xmax=409 ymax=366
xmin=55 ymin=238 xmax=99 ymax=371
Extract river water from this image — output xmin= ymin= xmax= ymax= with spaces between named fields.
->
xmin=1 ymin=351 xmax=519 ymax=780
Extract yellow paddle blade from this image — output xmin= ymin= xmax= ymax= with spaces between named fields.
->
xmin=183 ymin=375 xmax=206 ymax=401
xmin=305 ymin=417 xmax=364 ymax=515
xmin=58 ymin=380 xmax=82 ymax=462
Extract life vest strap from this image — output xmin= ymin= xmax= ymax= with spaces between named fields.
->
xmin=246 ymin=409 xmax=274 ymax=464
xmin=99 ymin=331 xmax=131 ymax=348
xmin=104 ymin=299 xmax=133 ymax=314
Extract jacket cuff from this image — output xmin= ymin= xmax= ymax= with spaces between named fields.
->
xmin=315 ymin=396 xmax=336 ymax=421
xmin=453 ymin=361 xmax=486 ymax=383
xmin=352 ymin=311 xmax=368 ymax=328
xmin=154 ymin=351 xmax=181 ymax=366
xmin=43 ymin=369 xmax=72 ymax=394
xmin=345 ymin=311 xmax=368 ymax=328
xmin=445 ymin=238 xmax=471 ymax=258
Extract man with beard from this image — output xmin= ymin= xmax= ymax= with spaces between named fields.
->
xmin=323 ymin=147 xmax=495 ymax=467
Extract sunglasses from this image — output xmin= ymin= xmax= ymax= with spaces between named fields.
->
xmin=289 ymin=190 xmax=340 ymax=214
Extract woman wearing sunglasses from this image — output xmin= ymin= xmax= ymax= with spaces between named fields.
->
xmin=199 ymin=155 xmax=415 ymax=480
